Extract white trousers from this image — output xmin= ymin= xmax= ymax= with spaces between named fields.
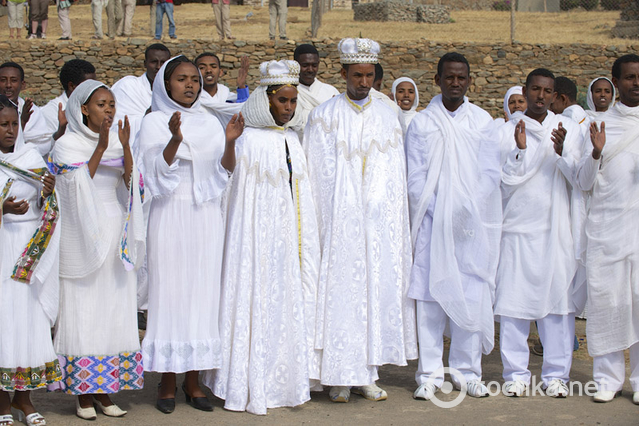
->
xmin=415 ymin=300 xmax=483 ymax=388
xmin=593 ymin=342 xmax=639 ymax=392
xmin=57 ymin=6 xmax=71 ymax=38
xmin=500 ymin=313 xmax=574 ymax=386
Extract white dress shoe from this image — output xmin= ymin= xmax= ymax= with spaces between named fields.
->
xmin=545 ymin=379 xmax=569 ymax=398
xmin=503 ymin=380 xmax=527 ymax=397
xmin=75 ymin=400 xmax=97 ymax=421
xmin=352 ymin=383 xmax=387 ymax=401
xmin=94 ymin=401 xmax=127 ymax=417
xmin=593 ymin=390 xmax=621 ymax=403
xmin=633 ymin=391 xmax=639 ymax=405
xmin=413 ymin=382 xmax=438 ymax=400
xmin=464 ymin=380 xmax=489 ymax=398
xmin=329 ymin=386 xmax=350 ymax=403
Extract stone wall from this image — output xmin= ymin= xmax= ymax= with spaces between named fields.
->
xmin=0 ymin=38 xmax=632 ymax=117
xmin=353 ymin=1 xmax=450 ymax=22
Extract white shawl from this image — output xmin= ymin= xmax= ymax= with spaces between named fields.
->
xmin=242 ymin=85 xmax=304 ymax=130
xmin=51 ymin=79 xmax=145 ymax=278
xmin=199 ymin=85 xmax=243 ymax=129
xmin=137 ymin=56 xmax=228 ymax=204
xmin=406 ymin=95 xmax=501 ymax=353
xmin=503 ymin=86 xmax=523 ymax=122
xmin=391 ymin=77 xmax=419 ymax=135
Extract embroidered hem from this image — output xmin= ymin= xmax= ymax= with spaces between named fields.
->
xmin=59 ymin=351 xmax=144 ymax=395
xmin=0 ymin=360 xmax=62 ymax=391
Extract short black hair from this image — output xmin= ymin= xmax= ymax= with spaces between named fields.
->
xmin=374 ymin=63 xmax=383 ymax=82
xmin=525 ymin=68 xmax=555 ymax=88
xmin=612 ymin=54 xmax=639 ymax=80
xmin=0 ymin=94 xmax=18 ymax=112
xmin=436 ymin=52 xmax=470 ymax=77
xmin=60 ymin=59 xmax=96 ymax=92
xmin=554 ymin=76 xmax=577 ymax=102
xmin=194 ymin=52 xmax=221 ymax=67
xmin=145 ymin=43 xmax=171 ymax=60
xmin=0 ymin=62 xmax=24 ymax=81
xmin=293 ymin=44 xmax=319 ymax=62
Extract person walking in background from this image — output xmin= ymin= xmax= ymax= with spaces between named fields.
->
xmin=212 ymin=0 xmax=233 ymax=41
xmin=2 ymin=0 xmax=26 ymax=39
xmin=56 ymin=0 xmax=72 ymax=40
xmin=155 ymin=0 xmax=176 ymax=40
xmin=268 ymin=0 xmax=286 ymax=40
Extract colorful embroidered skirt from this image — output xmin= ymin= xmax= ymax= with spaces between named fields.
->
xmin=58 ymin=351 xmax=144 ymax=395
xmin=0 ymin=360 xmax=62 ymax=391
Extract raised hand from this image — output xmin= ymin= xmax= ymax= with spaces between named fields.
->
xmin=226 ymin=112 xmax=245 ymax=143
xmin=118 ymin=115 xmax=131 ymax=148
xmin=168 ymin=111 xmax=183 ymax=143
xmin=98 ymin=115 xmax=113 ymax=152
xmin=3 ymin=196 xmax=29 ymax=215
xmin=21 ymin=98 xmax=34 ymax=130
xmin=551 ymin=122 xmax=567 ymax=156
xmin=590 ymin=121 xmax=606 ymax=160
xmin=41 ymin=173 xmax=55 ymax=198
xmin=237 ymin=56 xmax=250 ymax=89
xmin=514 ymin=119 xmax=526 ymax=150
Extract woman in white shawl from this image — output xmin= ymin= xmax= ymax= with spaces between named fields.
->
xmin=391 ymin=77 xmax=419 ymax=135
xmin=586 ymin=77 xmax=615 ymax=119
xmin=137 ymin=55 xmax=243 ymax=414
xmin=0 ymin=95 xmax=60 ymax=426
xmin=495 ymin=86 xmax=526 ymax=126
xmin=203 ymin=60 xmax=320 ymax=416
xmin=50 ymin=80 xmax=145 ymax=420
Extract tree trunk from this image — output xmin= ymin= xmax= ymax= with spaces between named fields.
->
xmin=311 ymin=0 xmax=322 ymax=38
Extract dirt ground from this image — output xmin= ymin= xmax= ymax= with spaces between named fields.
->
xmin=0 ymin=5 xmax=630 ymax=44
xmin=23 ymin=319 xmax=639 ymax=425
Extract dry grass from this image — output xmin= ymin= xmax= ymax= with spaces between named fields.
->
xmin=0 ymin=5 xmax=629 ymax=45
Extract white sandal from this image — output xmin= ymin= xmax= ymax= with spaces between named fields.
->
xmin=12 ymin=408 xmax=45 ymax=426
xmin=329 ymin=386 xmax=350 ymax=403
xmin=352 ymin=383 xmax=388 ymax=401
xmin=0 ymin=414 xmax=14 ymax=426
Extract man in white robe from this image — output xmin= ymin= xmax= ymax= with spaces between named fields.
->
xmin=551 ymin=76 xmax=590 ymax=138
xmin=576 ymin=54 xmax=639 ymax=404
xmin=304 ymin=38 xmax=417 ymax=404
xmin=195 ymin=52 xmax=249 ymax=128
xmin=111 ymin=43 xmax=171 ymax=147
xmin=40 ymin=59 xmax=96 ymax=143
xmin=0 ymin=62 xmax=52 ymax=157
xmin=496 ymin=68 xmax=581 ymax=398
xmin=293 ymin=43 xmax=339 ymax=137
xmin=406 ymin=52 xmax=502 ymax=401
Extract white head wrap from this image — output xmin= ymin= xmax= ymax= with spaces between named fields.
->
xmin=66 ymin=79 xmax=112 ymax=143
xmin=587 ymin=77 xmax=616 ymax=113
xmin=242 ymin=60 xmax=303 ymax=130
xmin=338 ymin=38 xmax=380 ymax=65
xmin=151 ymin=55 xmax=203 ymax=115
xmin=391 ymin=77 xmax=419 ymax=113
xmin=503 ymin=86 xmax=523 ymax=122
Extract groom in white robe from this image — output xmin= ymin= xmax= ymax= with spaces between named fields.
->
xmin=293 ymin=44 xmax=339 ymax=139
xmin=304 ymin=38 xmax=417 ymax=404
xmin=576 ymin=54 xmax=639 ymax=404
xmin=405 ymin=52 xmax=502 ymax=401
xmin=496 ymin=68 xmax=581 ymax=398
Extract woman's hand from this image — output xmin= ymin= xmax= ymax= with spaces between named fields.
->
xmin=168 ymin=111 xmax=183 ymax=144
xmin=41 ymin=173 xmax=55 ymax=198
xmin=3 ymin=196 xmax=29 ymax=215
xmin=98 ymin=115 xmax=113 ymax=152
xmin=118 ymin=115 xmax=131 ymax=148
xmin=225 ymin=112 xmax=244 ymax=144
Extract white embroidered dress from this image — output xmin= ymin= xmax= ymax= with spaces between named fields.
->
xmin=139 ymin=57 xmax=227 ymax=373
xmin=304 ymin=93 xmax=417 ymax=387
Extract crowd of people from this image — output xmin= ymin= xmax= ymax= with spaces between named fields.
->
xmin=0 ymin=37 xmax=638 ymax=425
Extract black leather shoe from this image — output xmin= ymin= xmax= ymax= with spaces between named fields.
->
xmin=182 ymin=384 xmax=213 ymax=412
xmin=137 ymin=311 xmax=147 ymax=331
xmin=156 ymin=383 xmax=176 ymax=414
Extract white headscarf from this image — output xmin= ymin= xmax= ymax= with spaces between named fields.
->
xmin=391 ymin=77 xmax=419 ymax=135
xmin=586 ymin=77 xmax=616 ymax=115
xmin=503 ymin=86 xmax=523 ymax=122
xmin=139 ymin=55 xmax=228 ymax=204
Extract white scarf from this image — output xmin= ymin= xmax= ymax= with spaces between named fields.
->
xmin=242 ymin=85 xmax=303 ymax=130
xmin=503 ymin=86 xmax=523 ymax=122
xmin=139 ymin=56 xmax=228 ymax=204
